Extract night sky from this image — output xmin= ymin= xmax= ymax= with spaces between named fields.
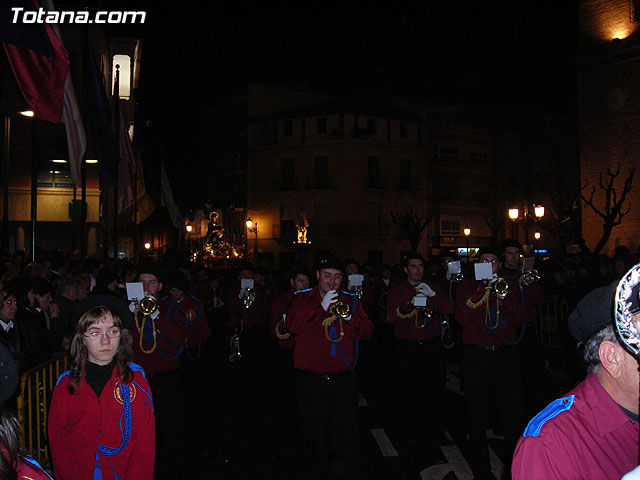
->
xmin=108 ymin=2 xmax=579 ymax=210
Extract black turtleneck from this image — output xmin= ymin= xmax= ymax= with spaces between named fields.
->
xmin=85 ymin=360 xmax=115 ymax=397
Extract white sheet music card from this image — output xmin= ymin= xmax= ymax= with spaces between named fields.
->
xmin=126 ymin=282 xmax=144 ymax=301
xmin=474 ymin=263 xmax=494 ymax=281
xmin=412 ymin=296 xmax=427 ymax=306
xmin=241 ymin=279 xmax=254 ymax=289
xmin=447 ymin=261 xmax=461 ymax=275
xmin=348 ymin=274 xmax=364 ymax=288
xmin=522 ymin=257 xmax=535 ymax=272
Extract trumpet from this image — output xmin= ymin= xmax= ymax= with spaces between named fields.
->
xmin=521 ymin=269 xmax=541 ymax=286
xmin=139 ymin=296 xmax=158 ymax=316
xmin=242 ymin=288 xmax=254 ymax=309
xmin=451 ymin=272 xmax=464 ymax=282
xmin=490 ymin=277 xmax=509 ymax=300
xmin=416 ymin=304 xmax=435 ymax=319
xmin=332 ymin=291 xmax=352 ymax=319
xmin=228 ymin=329 xmax=242 ymax=362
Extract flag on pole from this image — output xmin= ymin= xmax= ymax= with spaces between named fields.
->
xmin=134 ymin=150 xmax=155 ymax=224
xmin=160 ymin=161 xmax=183 ymax=229
xmin=82 ymin=35 xmax=119 ymax=185
xmin=43 ymin=0 xmax=86 ymax=186
xmin=116 ymin=100 xmax=135 ymax=214
xmin=0 ymin=0 xmax=69 ymax=123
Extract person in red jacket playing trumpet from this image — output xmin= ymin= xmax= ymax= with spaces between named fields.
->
xmin=286 ymin=255 xmax=373 ymax=480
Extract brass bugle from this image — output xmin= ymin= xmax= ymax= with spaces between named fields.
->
xmin=521 ymin=269 xmax=541 ymax=285
xmin=416 ymin=304 xmax=434 ymax=319
xmin=451 ymin=272 xmax=464 ymax=282
xmin=491 ymin=278 xmax=509 ymax=300
xmin=139 ymin=296 xmax=158 ymax=316
xmin=242 ymin=288 xmax=254 ymax=309
xmin=228 ymin=329 xmax=241 ymax=362
xmin=332 ymin=291 xmax=352 ymax=319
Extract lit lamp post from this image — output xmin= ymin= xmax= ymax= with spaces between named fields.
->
xmin=463 ymin=227 xmax=471 ymax=262
xmin=507 ymin=204 xmax=544 ymax=246
xmin=185 ymin=224 xmax=193 ymax=256
xmin=534 ymin=231 xmax=541 ymax=257
xmin=246 ymin=217 xmax=258 ymax=260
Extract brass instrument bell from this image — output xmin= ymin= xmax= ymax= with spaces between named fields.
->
xmin=521 ymin=269 xmax=541 ymax=285
xmin=491 ymin=278 xmax=509 ymax=300
xmin=139 ymin=296 xmax=158 ymax=316
xmin=416 ymin=304 xmax=435 ymax=319
xmin=332 ymin=291 xmax=352 ymax=319
xmin=451 ymin=272 xmax=464 ymax=282
xmin=242 ymin=288 xmax=254 ymax=309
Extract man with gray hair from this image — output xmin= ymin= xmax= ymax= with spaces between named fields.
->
xmin=512 ymin=279 xmax=639 ymax=479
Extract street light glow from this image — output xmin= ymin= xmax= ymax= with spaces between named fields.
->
xmin=144 ymin=242 xmax=151 ymax=250
xmin=246 ymin=218 xmax=253 ymax=229
xmin=508 ymin=208 xmax=519 ymax=220
xmin=463 ymin=228 xmax=471 ymax=236
xmin=534 ymin=232 xmax=541 ymax=240
xmin=186 ymin=225 xmax=193 ymax=233
xmin=534 ymin=205 xmax=545 ymax=219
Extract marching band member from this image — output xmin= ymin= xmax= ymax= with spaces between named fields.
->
xmin=386 ymin=252 xmax=455 ymax=446
xmin=455 ymin=246 xmax=533 ymax=480
xmin=269 ymin=267 xmax=311 ymax=353
xmin=286 ymin=255 xmax=373 ymax=479
xmin=48 ymin=305 xmax=155 ymax=480
xmin=513 ymin=277 xmax=639 ymax=479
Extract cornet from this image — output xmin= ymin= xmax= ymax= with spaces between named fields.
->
xmin=139 ymin=296 xmax=158 ymax=317
xmin=228 ymin=329 xmax=242 ymax=362
xmin=242 ymin=288 xmax=254 ymax=309
xmin=521 ymin=269 xmax=541 ymax=286
xmin=490 ymin=277 xmax=509 ymax=300
xmin=451 ymin=272 xmax=464 ymax=282
xmin=332 ymin=291 xmax=352 ymax=319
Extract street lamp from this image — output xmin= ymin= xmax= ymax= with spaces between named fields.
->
xmin=185 ymin=224 xmax=193 ymax=233
xmin=463 ymin=227 xmax=471 ymax=262
xmin=246 ymin=217 xmax=258 ymax=260
xmin=507 ymin=204 xmax=544 ymax=246
xmin=534 ymin=231 xmax=541 ymax=257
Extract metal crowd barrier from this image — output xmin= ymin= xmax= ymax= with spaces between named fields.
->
xmin=535 ymin=300 xmax=569 ymax=348
xmin=16 ymin=352 xmax=70 ymax=467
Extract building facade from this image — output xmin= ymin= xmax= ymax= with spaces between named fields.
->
xmin=578 ymin=0 xmax=640 ymax=255
xmin=246 ymin=84 xmax=503 ymax=270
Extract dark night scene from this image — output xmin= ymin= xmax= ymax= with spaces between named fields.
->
xmin=1 ymin=1 xmax=640 ymax=479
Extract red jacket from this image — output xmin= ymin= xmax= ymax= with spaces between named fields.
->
xmin=131 ymin=294 xmax=209 ymax=373
xmin=386 ymin=279 xmax=454 ymax=341
xmin=286 ymin=287 xmax=373 ymax=374
xmin=48 ymin=364 xmax=155 ymax=480
xmin=512 ymin=372 xmax=639 ymax=480
xmin=455 ymin=278 xmax=532 ymax=346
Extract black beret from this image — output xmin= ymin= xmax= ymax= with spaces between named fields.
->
xmin=166 ymin=269 xmax=189 ymax=293
xmin=316 ymin=255 xmax=344 ymax=273
xmin=501 ymin=239 xmax=525 ymax=254
xmin=477 ymin=245 xmax=501 ymax=259
xmin=568 ymin=282 xmax=617 ymax=343
xmin=137 ymin=264 xmax=163 ymax=283
xmin=0 ymin=343 xmax=18 ymax=402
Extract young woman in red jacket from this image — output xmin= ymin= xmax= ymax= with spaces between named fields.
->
xmin=48 ymin=305 xmax=155 ymax=480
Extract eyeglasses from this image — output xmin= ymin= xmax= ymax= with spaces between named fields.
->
xmin=83 ymin=328 xmax=121 ymax=340
xmin=479 ymin=258 xmax=499 ymax=264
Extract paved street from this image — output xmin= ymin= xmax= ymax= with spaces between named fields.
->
xmin=173 ymin=322 xmax=577 ymax=480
